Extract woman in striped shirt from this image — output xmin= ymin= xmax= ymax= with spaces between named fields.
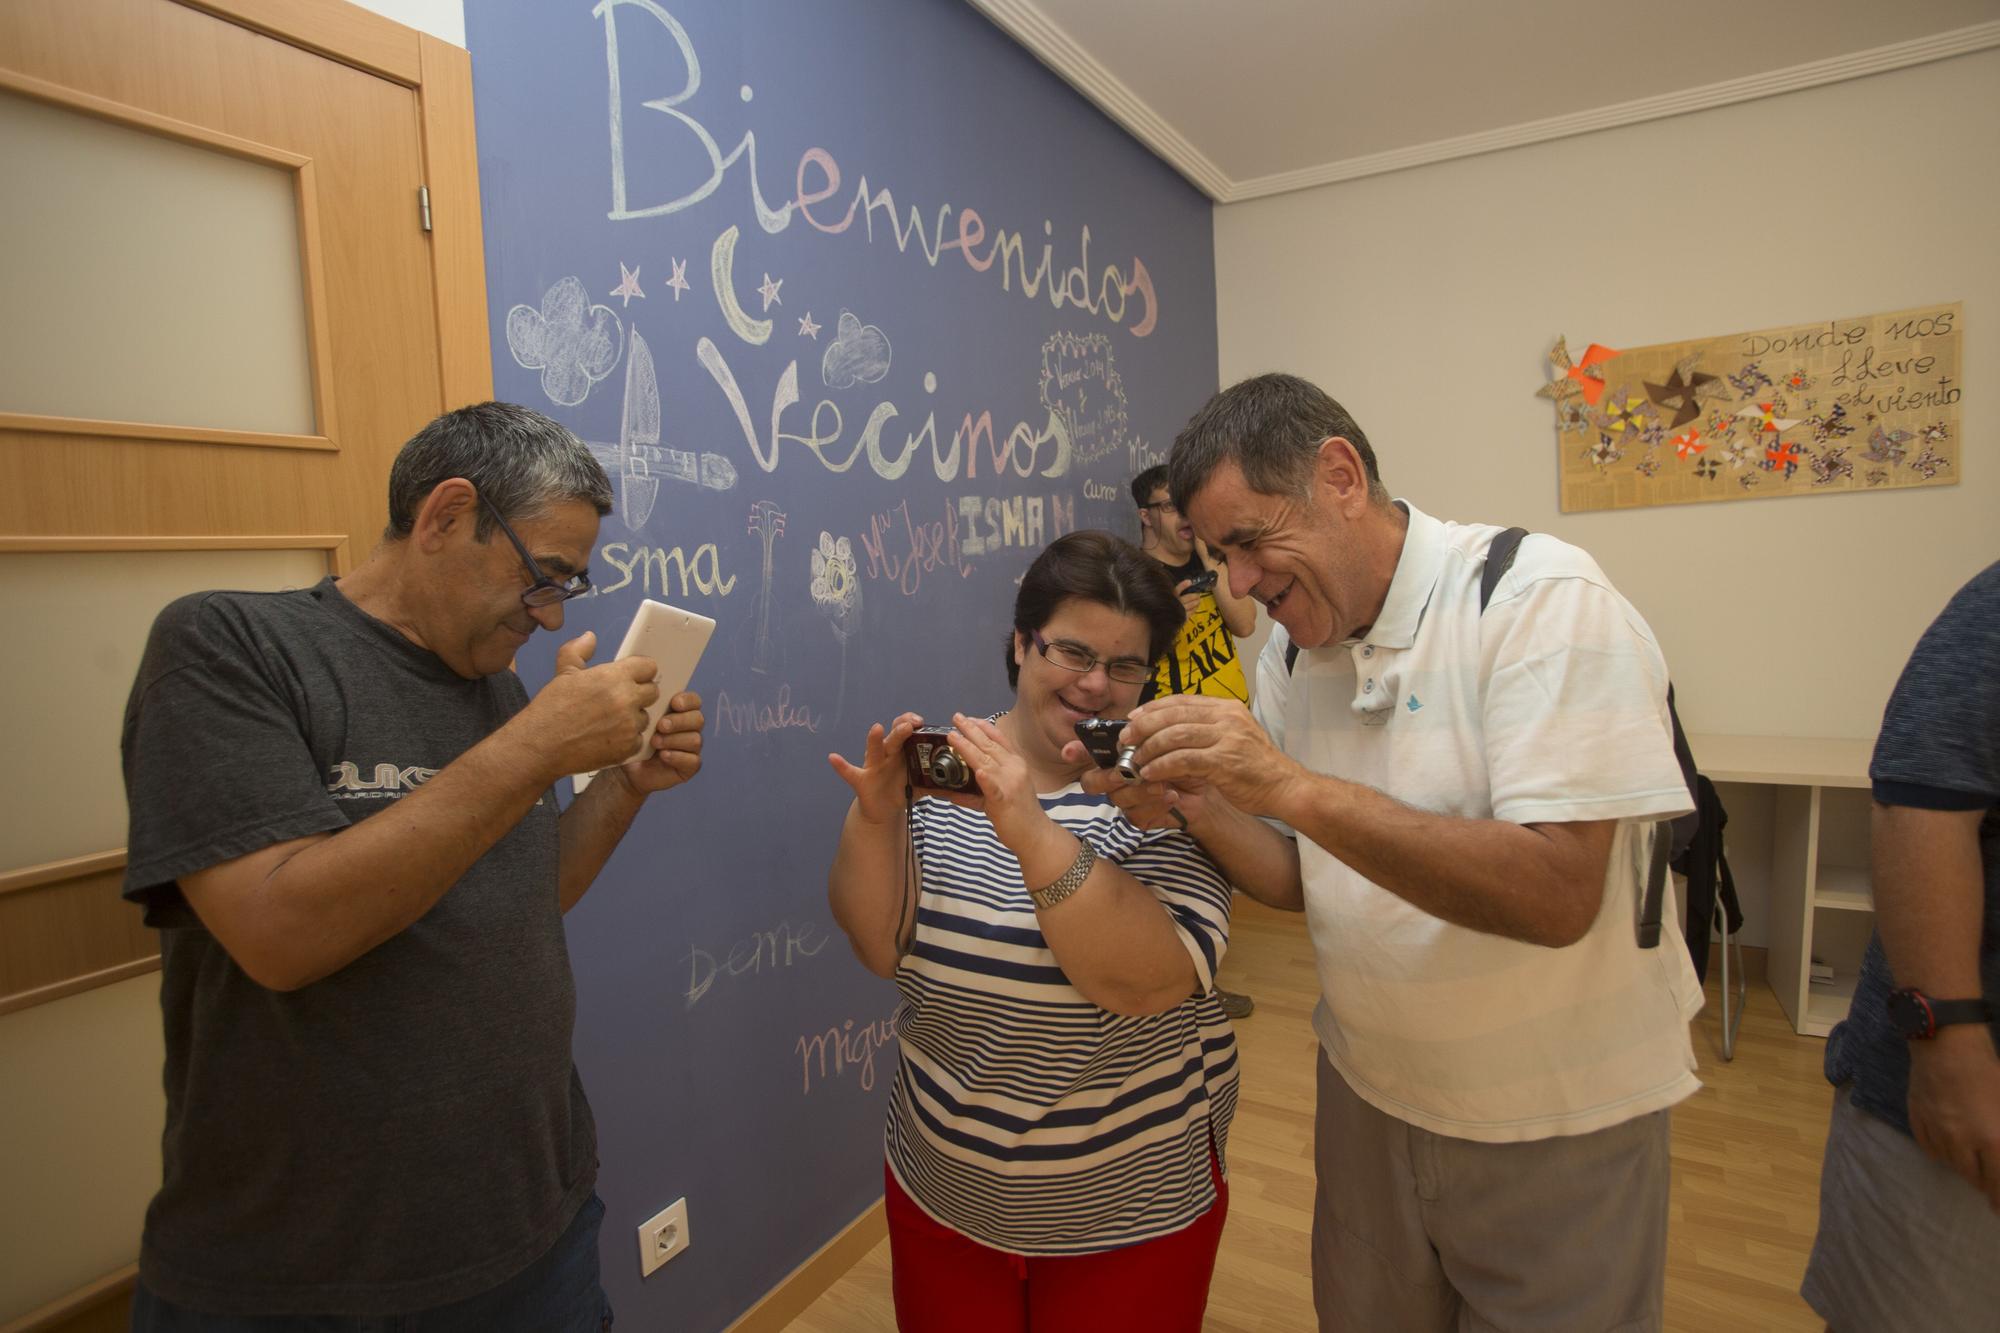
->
xmin=827 ymin=531 xmax=1240 ymax=1333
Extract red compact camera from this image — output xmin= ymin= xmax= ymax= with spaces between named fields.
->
xmin=905 ymin=726 xmax=977 ymax=792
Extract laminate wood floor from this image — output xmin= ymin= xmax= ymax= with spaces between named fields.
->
xmin=792 ymin=898 xmax=1833 ymax=1331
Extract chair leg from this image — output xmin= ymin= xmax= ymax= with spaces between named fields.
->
xmin=1715 ymin=897 xmax=1745 ymax=1061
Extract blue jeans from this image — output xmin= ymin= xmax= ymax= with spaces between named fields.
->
xmin=131 ymin=1193 xmax=612 ymax=1332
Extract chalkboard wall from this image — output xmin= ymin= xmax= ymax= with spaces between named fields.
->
xmin=466 ymin=1 xmax=1217 ymax=1324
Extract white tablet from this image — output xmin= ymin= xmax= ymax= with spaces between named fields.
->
xmin=572 ymin=598 xmax=716 ymax=791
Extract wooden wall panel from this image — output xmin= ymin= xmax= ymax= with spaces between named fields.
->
xmin=0 ymin=862 xmax=156 ymax=1015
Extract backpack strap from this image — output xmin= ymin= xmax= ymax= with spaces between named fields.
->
xmin=1277 ymin=521 xmax=1698 ymax=952
xmin=1481 ymin=527 xmax=1529 ymax=612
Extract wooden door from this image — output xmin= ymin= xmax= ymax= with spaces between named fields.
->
xmin=0 ymin=0 xmax=492 ymax=1323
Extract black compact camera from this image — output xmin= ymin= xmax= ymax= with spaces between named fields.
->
xmin=906 ymin=726 xmax=976 ymax=792
xmin=1074 ymin=718 xmax=1141 ymax=781
xmin=1182 ymin=568 xmax=1218 ymax=595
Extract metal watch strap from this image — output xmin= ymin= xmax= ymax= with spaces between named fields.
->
xmin=1030 ymin=840 xmax=1097 ymax=910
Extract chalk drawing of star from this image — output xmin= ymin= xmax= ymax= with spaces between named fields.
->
xmin=609 ymin=262 xmax=645 ymax=307
xmin=758 ymin=272 xmax=783 ymax=311
xmin=797 ymin=311 xmax=821 ymax=339
xmin=664 ymin=258 xmax=689 ymax=301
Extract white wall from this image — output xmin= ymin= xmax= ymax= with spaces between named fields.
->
xmin=346 ymin=0 xmax=464 ymax=48
xmin=1214 ymin=49 xmax=1998 ymax=743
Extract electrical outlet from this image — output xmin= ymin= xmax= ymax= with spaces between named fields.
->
xmin=637 ymin=1197 xmax=690 ymax=1277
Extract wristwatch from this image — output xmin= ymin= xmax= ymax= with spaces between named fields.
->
xmin=1886 ymin=987 xmax=1993 ymax=1040
xmin=1030 ymin=841 xmax=1097 ymax=911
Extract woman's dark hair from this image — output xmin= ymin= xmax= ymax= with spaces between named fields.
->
xmin=1004 ymin=531 xmax=1185 ymax=689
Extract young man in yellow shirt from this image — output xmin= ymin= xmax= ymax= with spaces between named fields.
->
xmin=1131 ymin=463 xmax=1259 ymax=1019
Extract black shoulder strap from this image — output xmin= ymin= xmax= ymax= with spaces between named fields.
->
xmin=1481 ymin=527 xmax=1529 ymax=612
xmin=1284 ymin=525 xmax=1530 ymax=677
xmin=1276 ymin=521 xmax=1702 ymax=949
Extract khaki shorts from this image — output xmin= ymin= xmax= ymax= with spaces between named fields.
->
xmin=1312 ymin=1052 xmax=1670 ymax=1333
xmin=1802 ymin=1085 xmax=2000 ymax=1333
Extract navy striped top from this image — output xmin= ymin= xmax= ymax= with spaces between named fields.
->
xmin=884 ymin=784 xmax=1239 ymax=1255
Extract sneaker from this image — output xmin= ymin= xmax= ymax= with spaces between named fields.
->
xmin=1214 ymin=988 xmax=1255 ymax=1019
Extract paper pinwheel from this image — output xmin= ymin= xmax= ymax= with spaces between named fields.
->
xmin=1861 ymin=425 xmax=1912 ymax=465
xmin=1598 ymin=391 xmax=1655 ymax=437
xmin=1809 ymin=447 xmax=1853 ymax=487
xmin=1537 ymin=336 xmax=1620 ymax=406
xmin=1805 ymin=404 xmax=1854 ymax=444
xmin=1671 ymin=430 xmax=1705 ymax=460
xmin=1737 ymin=402 xmax=1802 ymax=436
xmin=1908 ymin=446 xmax=1950 ymax=480
xmin=1762 ymin=440 xmax=1804 ymax=478
xmin=1727 ymin=362 xmax=1774 ymax=398
xmin=1642 ymin=357 xmax=1727 ymax=429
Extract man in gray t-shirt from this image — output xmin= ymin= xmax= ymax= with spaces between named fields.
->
xmin=121 ymin=403 xmax=706 ymax=1328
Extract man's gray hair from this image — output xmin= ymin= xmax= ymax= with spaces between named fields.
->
xmin=385 ymin=401 xmax=612 ymax=540
xmin=1166 ymin=372 xmax=1388 ymax=511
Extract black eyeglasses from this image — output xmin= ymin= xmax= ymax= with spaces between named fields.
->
xmin=1030 ymin=631 xmax=1153 ymax=685
xmin=1141 ymin=496 xmax=1180 ymax=516
xmin=477 ymin=492 xmax=591 ymax=607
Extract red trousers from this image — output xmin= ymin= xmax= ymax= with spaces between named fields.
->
xmin=882 ymin=1153 xmax=1228 ymax=1333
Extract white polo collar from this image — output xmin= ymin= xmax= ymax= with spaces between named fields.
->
xmin=1346 ymin=500 xmax=1444 ymax=652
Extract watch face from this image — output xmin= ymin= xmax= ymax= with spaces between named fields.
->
xmin=1887 ymin=989 xmax=1932 ymax=1039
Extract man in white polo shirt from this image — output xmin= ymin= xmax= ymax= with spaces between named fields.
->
xmin=1088 ymin=373 xmax=1701 ymax=1332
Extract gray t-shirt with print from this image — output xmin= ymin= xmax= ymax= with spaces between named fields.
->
xmin=121 ymin=578 xmax=595 ymax=1316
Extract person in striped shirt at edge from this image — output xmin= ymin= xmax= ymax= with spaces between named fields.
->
xmin=826 ymin=530 xmax=1241 ymax=1333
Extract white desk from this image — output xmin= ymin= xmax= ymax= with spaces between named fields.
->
xmin=1688 ymin=734 xmax=1874 ymax=1037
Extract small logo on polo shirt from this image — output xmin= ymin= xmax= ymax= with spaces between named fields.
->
xmin=1406 ymin=695 xmax=1424 ymax=713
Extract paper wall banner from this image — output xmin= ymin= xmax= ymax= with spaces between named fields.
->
xmin=1546 ymin=303 xmax=1962 ymax=512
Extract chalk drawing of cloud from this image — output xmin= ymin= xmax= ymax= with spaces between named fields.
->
xmin=507 ymin=276 xmax=624 ymax=407
xmin=821 ymin=310 xmax=892 ymax=390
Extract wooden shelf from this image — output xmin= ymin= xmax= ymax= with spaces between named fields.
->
xmin=1814 ymin=864 xmax=1873 ymax=912
xmin=1687 ymin=733 xmax=1873 ymax=789
xmin=1703 ymin=732 xmax=1877 ymax=1039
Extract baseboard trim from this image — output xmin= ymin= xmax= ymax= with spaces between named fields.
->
xmin=0 ymin=1264 xmax=135 ymax=1333
xmin=725 ymin=1199 xmax=886 ymax=1333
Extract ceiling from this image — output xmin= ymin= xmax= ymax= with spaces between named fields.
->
xmin=968 ymin=0 xmax=2000 ymax=201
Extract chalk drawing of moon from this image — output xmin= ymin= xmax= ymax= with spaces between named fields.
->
xmin=710 ymin=225 xmax=771 ymax=347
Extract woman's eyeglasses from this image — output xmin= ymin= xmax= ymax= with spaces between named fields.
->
xmin=1031 ymin=631 xmax=1152 ymax=685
